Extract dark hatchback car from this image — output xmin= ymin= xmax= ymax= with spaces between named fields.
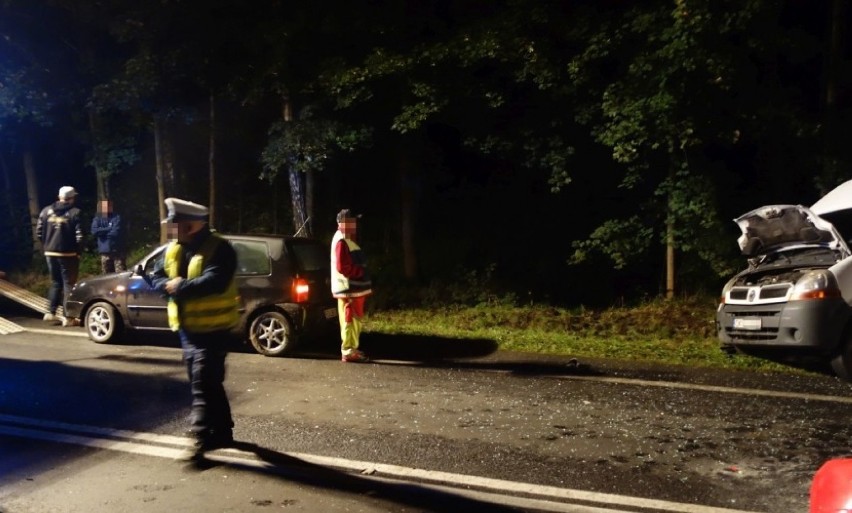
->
xmin=65 ymin=234 xmax=338 ymax=356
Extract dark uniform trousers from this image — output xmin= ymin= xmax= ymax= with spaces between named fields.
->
xmin=46 ymin=256 xmax=79 ymax=315
xmin=178 ymin=328 xmax=234 ymax=439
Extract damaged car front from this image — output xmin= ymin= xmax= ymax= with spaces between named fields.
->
xmin=716 ymin=190 xmax=852 ymax=380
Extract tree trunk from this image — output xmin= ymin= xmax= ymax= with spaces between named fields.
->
xmin=665 ymin=167 xmax=676 ymax=299
xmin=0 ymin=153 xmax=9 ymax=190
xmin=89 ymin=109 xmax=106 ymax=200
xmin=0 ymin=152 xmax=15 ymax=226
xmin=399 ymin=143 xmax=418 ymax=280
xmin=821 ymin=0 xmax=845 ymax=193
xmin=665 ymin=221 xmax=675 ymax=299
xmin=154 ymin=116 xmax=167 ymax=243
xmin=288 ymin=168 xmax=307 ymax=236
xmin=272 ymin=180 xmax=278 ymax=234
xmin=0 ymin=151 xmax=24 ymax=261
xmin=208 ymin=93 xmax=217 ymax=228
xmin=281 ymin=97 xmax=309 ymax=236
xmin=305 ymin=169 xmax=314 ymax=237
xmin=236 ymin=182 xmax=244 ymax=233
xmin=163 ymin=123 xmax=176 ymax=197
xmin=23 ymin=149 xmax=41 ymax=254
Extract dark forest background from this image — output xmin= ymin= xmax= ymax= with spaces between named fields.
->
xmin=0 ymin=0 xmax=850 ymax=308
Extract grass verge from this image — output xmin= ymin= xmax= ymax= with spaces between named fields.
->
xmin=4 ymin=267 xmax=813 ymax=377
xmin=366 ymin=299 xmax=805 ymax=375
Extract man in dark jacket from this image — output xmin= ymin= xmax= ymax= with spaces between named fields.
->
xmin=36 ymin=186 xmax=83 ymax=326
xmin=91 ymin=199 xmax=126 ymax=273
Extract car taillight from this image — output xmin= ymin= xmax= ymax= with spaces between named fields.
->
xmin=292 ymin=277 xmax=309 ymax=303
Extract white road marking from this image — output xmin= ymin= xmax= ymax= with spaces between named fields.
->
xmin=0 ymin=316 xmax=89 ymax=337
xmin=0 ymin=413 xmax=763 ymax=513
xmin=0 ymin=424 xmax=186 ymax=459
xmin=374 ymin=359 xmax=852 ymax=405
xmin=21 ymin=326 xmax=89 ymax=338
xmin=212 ymin=450 xmax=640 ymax=513
xmin=549 ymin=374 xmax=852 ymax=404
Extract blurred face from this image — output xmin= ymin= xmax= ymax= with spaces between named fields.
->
xmin=338 ymin=218 xmax=357 ymax=238
xmin=167 ymin=219 xmax=205 ymax=243
xmin=99 ymin=200 xmax=112 ymax=215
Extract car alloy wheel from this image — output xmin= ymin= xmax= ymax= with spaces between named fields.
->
xmin=249 ymin=311 xmax=294 ymax=356
xmin=85 ymin=301 xmax=122 ymax=344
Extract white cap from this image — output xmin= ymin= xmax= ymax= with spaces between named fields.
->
xmin=58 ymin=186 xmax=78 ymax=200
xmin=162 ymin=197 xmax=209 ymax=224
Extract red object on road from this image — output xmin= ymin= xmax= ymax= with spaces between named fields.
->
xmin=811 ymin=459 xmax=852 ymax=512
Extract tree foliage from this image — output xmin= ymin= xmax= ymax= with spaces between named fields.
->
xmin=566 ymin=0 xmax=811 ymax=277
xmin=0 ymin=0 xmax=845 ymax=302
xmin=261 ymin=110 xmax=371 ymax=180
xmin=0 ymin=68 xmax=54 ymax=130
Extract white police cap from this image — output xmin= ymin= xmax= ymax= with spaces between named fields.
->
xmin=162 ymin=197 xmax=209 ymax=224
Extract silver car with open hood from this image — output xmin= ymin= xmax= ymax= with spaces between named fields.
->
xmin=717 ymin=180 xmax=852 ymax=380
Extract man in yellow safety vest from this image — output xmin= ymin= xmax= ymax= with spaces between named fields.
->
xmin=149 ymin=197 xmax=239 ymax=460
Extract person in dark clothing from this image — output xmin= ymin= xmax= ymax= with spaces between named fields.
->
xmin=36 ymin=186 xmax=83 ymax=327
xmin=91 ymin=199 xmax=126 ymax=273
xmin=146 ymin=197 xmax=239 ymax=460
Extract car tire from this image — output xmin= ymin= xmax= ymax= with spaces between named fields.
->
xmin=85 ymin=301 xmax=123 ymax=344
xmin=249 ymin=310 xmax=295 ymax=356
xmin=830 ymin=335 xmax=852 ymax=382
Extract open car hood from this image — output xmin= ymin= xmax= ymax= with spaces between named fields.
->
xmin=734 ymin=179 xmax=852 ymax=258
xmin=811 ymin=180 xmax=852 ymax=244
xmin=734 ymin=204 xmax=847 ymax=257
xmin=811 ymin=180 xmax=852 ymax=216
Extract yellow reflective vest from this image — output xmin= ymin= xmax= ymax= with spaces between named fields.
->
xmin=330 ymin=231 xmax=372 ymax=298
xmin=164 ymin=234 xmax=239 ymax=333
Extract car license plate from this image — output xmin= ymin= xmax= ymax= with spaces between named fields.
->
xmin=324 ymin=307 xmax=338 ymax=319
xmin=733 ymin=317 xmax=761 ymax=330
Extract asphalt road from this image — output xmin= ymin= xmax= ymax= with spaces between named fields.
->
xmin=1 ymin=299 xmax=851 ymax=512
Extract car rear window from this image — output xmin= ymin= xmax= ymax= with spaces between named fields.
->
xmin=231 ymin=240 xmax=271 ymax=275
xmin=288 ymin=239 xmax=327 ymax=272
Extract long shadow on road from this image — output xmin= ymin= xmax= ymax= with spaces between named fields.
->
xmin=194 ymin=441 xmax=526 ymax=513
xmin=293 ymin=331 xmax=501 ymax=360
xmin=294 ymin=331 xmax=604 ymax=378
xmin=120 ymin=329 xmax=602 ymax=378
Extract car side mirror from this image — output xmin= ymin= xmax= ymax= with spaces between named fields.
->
xmin=134 ymin=263 xmax=155 ymax=286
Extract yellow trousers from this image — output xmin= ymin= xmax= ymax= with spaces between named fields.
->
xmin=338 ymin=296 xmax=366 ymax=355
